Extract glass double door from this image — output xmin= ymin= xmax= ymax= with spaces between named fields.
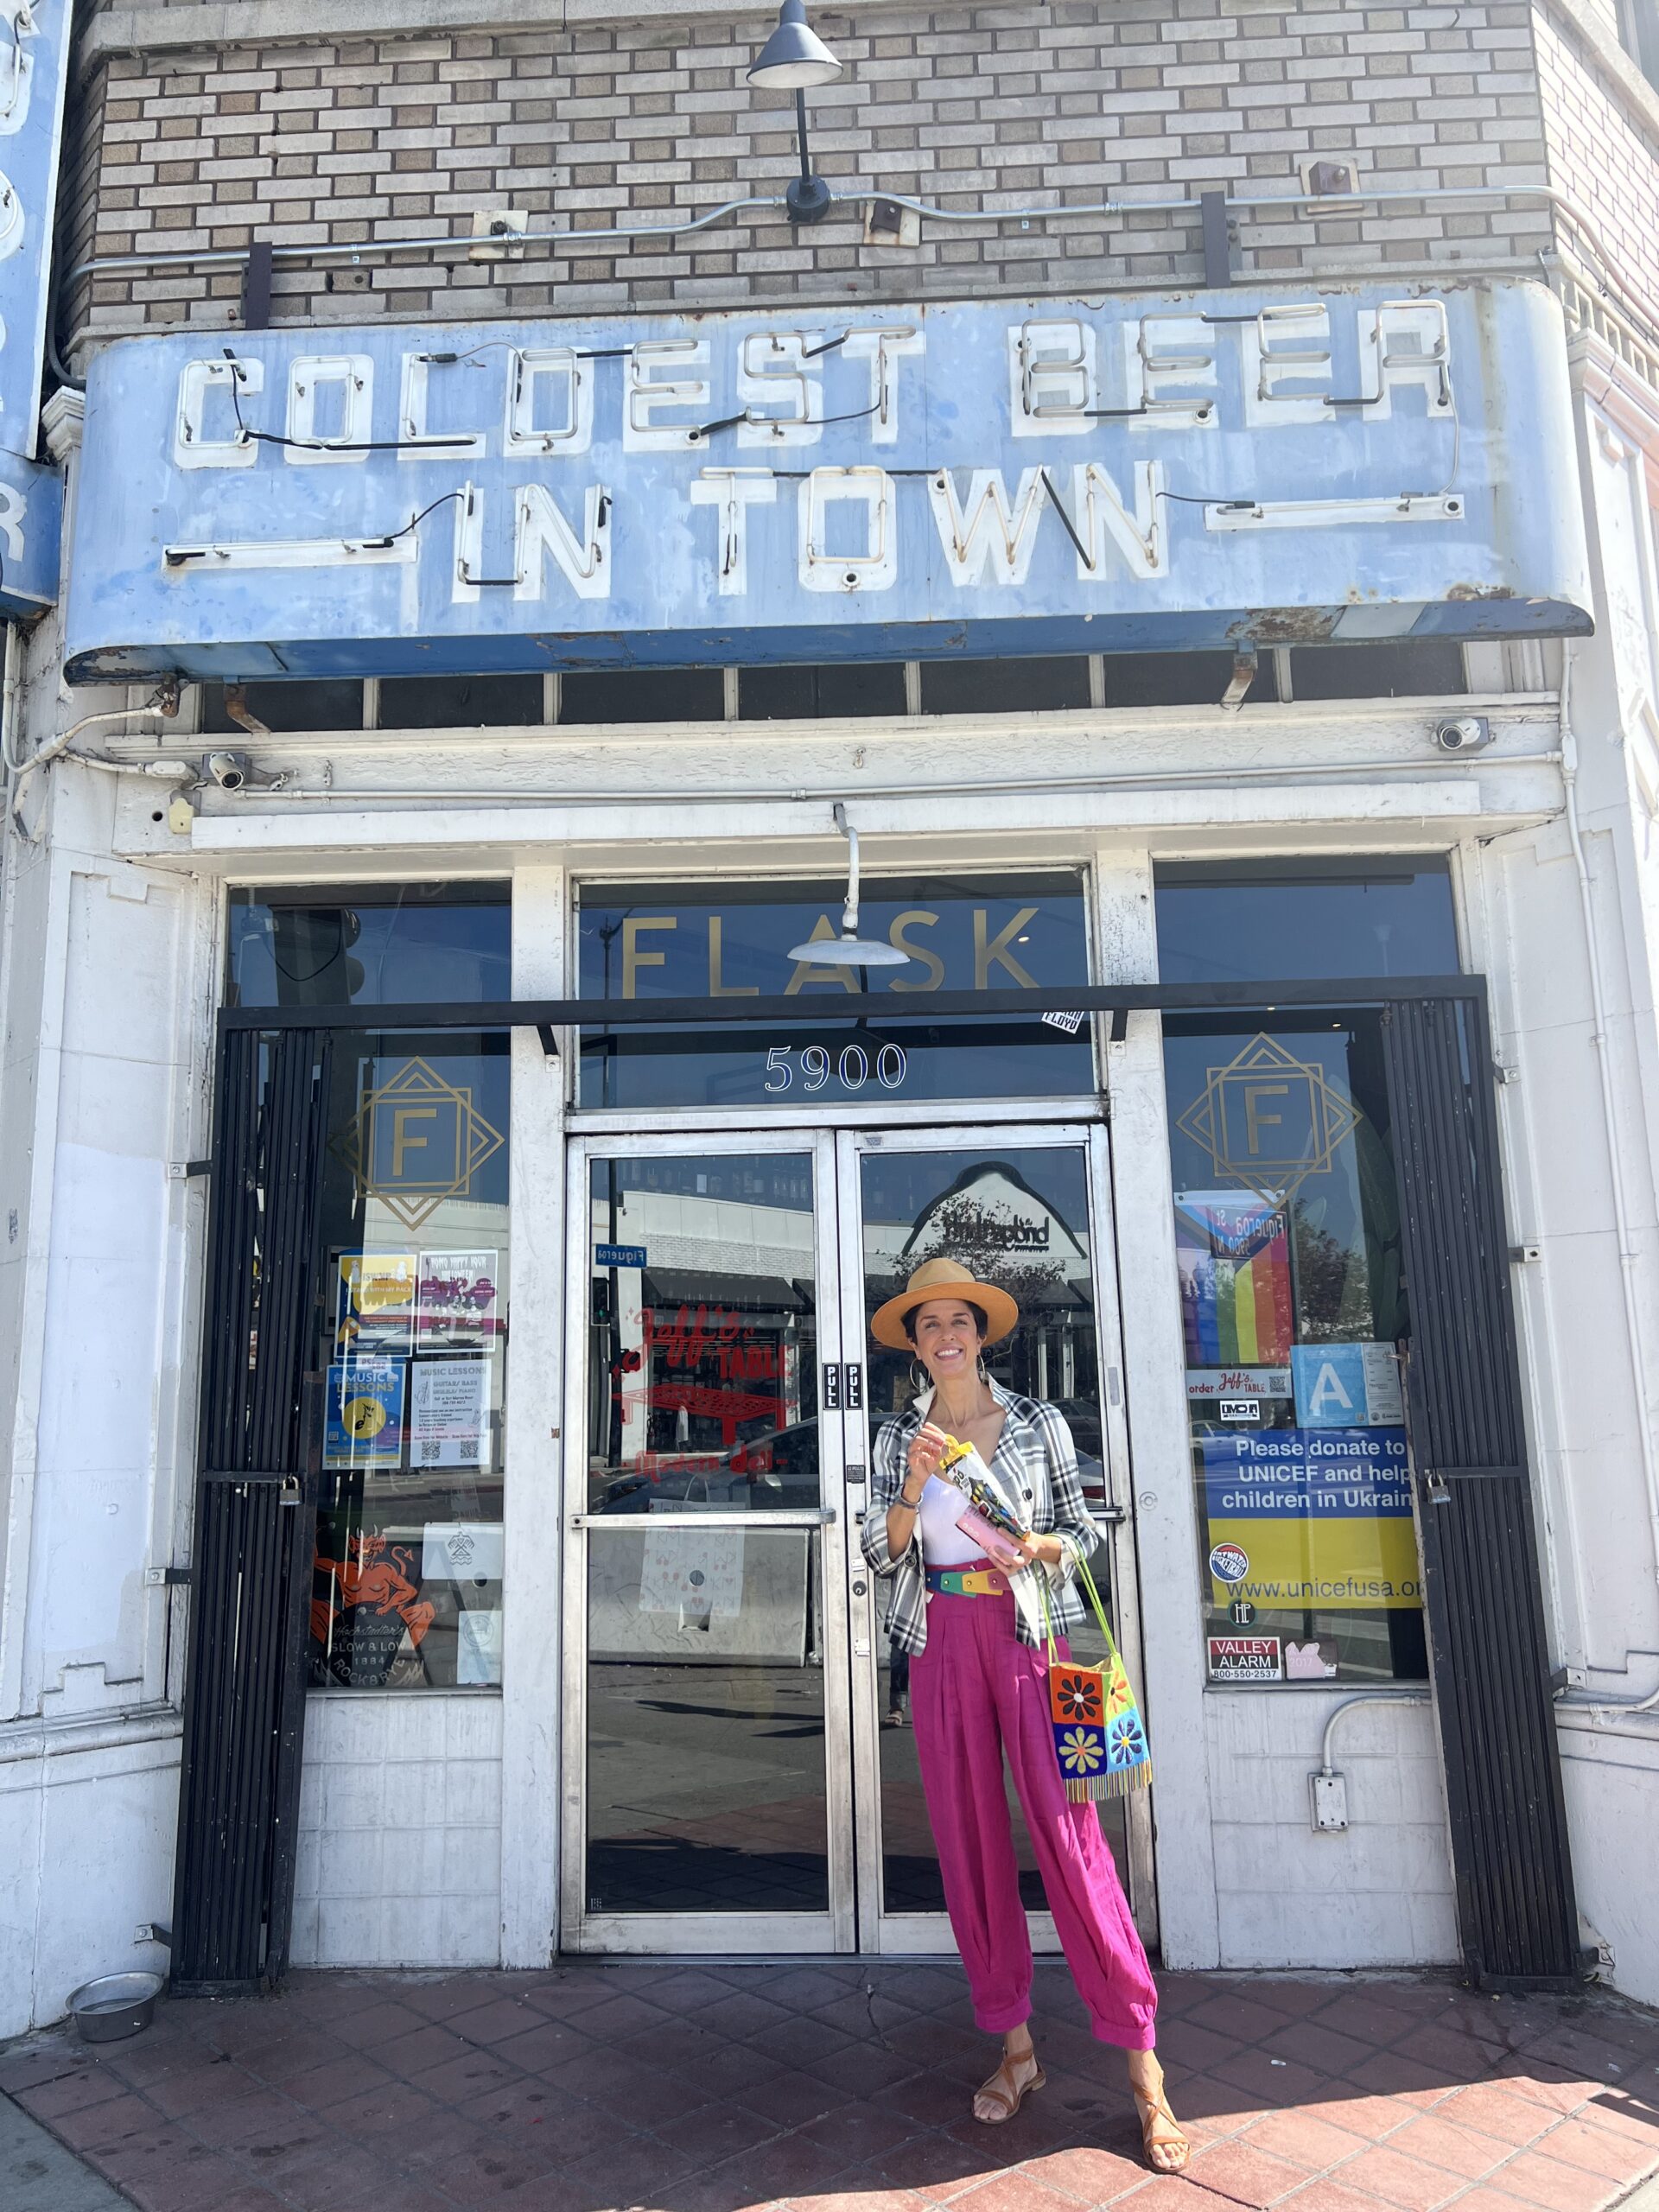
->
xmin=561 ymin=1123 xmax=1153 ymax=1955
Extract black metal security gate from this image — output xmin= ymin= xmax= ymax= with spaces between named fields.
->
xmin=1383 ymin=995 xmax=1582 ymax=1988
xmin=172 ymin=977 xmax=1580 ymax=1993
xmin=171 ymin=1028 xmax=332 ymax=1993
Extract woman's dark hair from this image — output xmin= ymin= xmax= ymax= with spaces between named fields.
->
xmin=903 ymin=1298 xmax=989 ymax=1344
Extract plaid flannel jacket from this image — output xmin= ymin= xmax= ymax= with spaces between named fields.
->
xmin=862 ymin=1381 xmax=1095 ymax=1656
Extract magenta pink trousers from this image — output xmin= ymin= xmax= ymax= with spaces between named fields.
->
xmin=910 ymin=1580 xmax=1159 ymax=2050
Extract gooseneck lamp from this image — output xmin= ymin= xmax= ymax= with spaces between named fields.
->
xmin=787 ymin=804 xmax=912 ymax=968
xmin=747 ymin=0 xmax=842 ymax=227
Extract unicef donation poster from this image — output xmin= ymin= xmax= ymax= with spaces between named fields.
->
xmin=1202 ymin=1428 xmax=1421 ymax=1611
xmin=324 ymin=1357 xmax=407 ymax=1469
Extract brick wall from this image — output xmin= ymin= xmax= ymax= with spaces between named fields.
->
xmin=1534 ymin=0 xmax=1659 ymax=323
xmin=62 ymin=0 xmax=1562 ymax=346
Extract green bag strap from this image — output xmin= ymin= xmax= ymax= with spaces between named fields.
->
xmin=1035 ymin=1568 xmax=1059 ymax=1669
xmin=1073 ymin=1549 xmax=1123 ymax=1667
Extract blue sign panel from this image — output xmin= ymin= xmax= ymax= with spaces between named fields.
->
xmin=0 ymin=443 xmax=60 ymax=611
xmin=64 ymin=282 xmax=1591 ymax=683
xmin=0 ymin=0 xmax=72 ymax=612
xmin=594 ymin=1244 xmax=648 ymax=1269
xmin=1200 ymin=1429 xmax=1412 ymax=1521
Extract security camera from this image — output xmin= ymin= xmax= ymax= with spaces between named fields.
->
xmin=207 ymin=750 xmax=251 ymax=790
xmin=1432 ymin=715 xmax=1492 ymax=754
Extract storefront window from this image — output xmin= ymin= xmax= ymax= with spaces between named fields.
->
xmin=226 ymin=883 xmax=511 ymax=1010
xmin=1163 ymin=1013 xmax=1427 ymax=1687
xmin=575 ymin=873 xmax=1094 ymax=1109
xmin=1155 ymin=857 xmax=1459 ymax=985
xmin=303 ymin=1028 xmax=511 ymax=1692
xmin=222 ymin=886 xmax=513 ymax=1693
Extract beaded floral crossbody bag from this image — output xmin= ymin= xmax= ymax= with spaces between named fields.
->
xmin=1039 ymin=1557 xmax=1152 ymax=1803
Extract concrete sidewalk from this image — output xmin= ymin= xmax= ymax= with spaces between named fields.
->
xmin=1 ymin=2089 xmax=127 ymax=2211
xmin=3 ymin=1961 xmax=1658 ymax=2212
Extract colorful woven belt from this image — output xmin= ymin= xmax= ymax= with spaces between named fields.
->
xmin=925 ymin=1567 xmax=1010 ymax=1598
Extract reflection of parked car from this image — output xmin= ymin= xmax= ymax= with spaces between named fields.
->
xmin=732 ymin=1395 xmax=1112 ymax=1511
xmin=591 ymin=1395 xmax=1116 ymax=1516
xmin=727 ymin=1416 xmax=881 ymax=1507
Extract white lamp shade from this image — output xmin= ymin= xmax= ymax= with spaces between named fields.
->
xmin=747 ymin=0 xmax=842 ymax=90
xmin=785 ymin=934 xmax=910 ymax=967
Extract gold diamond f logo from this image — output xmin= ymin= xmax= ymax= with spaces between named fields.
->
xmin=1176 ymin=1033 xmax=1360 ymax=1206
xmin=331 ymin=1057 xmax=504 ymax=1230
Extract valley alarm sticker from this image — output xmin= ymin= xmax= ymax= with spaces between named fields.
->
xmin=1209 ymin=1636 xmax=1283 ymax=1682
xmin=1209 ymin=1541 xmax=1250 ymax=1585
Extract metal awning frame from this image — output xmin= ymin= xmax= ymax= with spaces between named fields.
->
xmin=218 ymin=973 xmax=1486 ymax=1051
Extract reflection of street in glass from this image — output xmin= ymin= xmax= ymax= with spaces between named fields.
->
xmin=586 ymin=1658 xmax=829 ymax=1913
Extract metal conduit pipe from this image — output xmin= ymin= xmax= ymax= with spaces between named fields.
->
xmin=66 ymin=193 xmax=793 ymax=281
xmin=59 ymin=183 xmax=1659 ymax=347
xmin=10 ymin=706 xmax=168 ymax=838
xmin=1319 ymin=1693 xmax=1430 ymax=1779
xmin=1557 ymin=645 xmax=1659 ymax=1714
xmin=0 ymin=625 xmax=24 ymax=783
xmin=108 ymin=746 xmax=1563 ymax=807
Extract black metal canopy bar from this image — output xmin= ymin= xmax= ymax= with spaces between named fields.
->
xmin=219 ymin=972 xmax=1485 ymax=1038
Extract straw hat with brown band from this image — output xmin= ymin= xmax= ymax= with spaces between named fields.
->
xmin=869 ymin=1255 xmax=1020 ymax=1351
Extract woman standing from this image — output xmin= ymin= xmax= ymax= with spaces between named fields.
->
xmin=862 ymin=1256 xmax=1189 ymax=2176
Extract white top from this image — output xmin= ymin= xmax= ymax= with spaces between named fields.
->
xmin=918 ymin=1474 xmax=983 ymax=1567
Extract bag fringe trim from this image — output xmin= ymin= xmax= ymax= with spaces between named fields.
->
xmin=1065 ymin=1764 xmax=1153 ymax=1802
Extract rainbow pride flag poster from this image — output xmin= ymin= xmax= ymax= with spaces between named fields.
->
xmin=1174 ymin=1191 xmax=1294 ymax=1367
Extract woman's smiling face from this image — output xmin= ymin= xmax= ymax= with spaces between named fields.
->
xmin=911 ymin=1297 xmax=986 ymax=1382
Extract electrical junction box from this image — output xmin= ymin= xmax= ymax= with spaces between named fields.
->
xmin=1300 ymin=156 xmax=1361 ymax=200
xmin=1311 ymin=1772 xmax=1350 ymax=1832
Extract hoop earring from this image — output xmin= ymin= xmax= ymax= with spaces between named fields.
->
xmin=909 ymin=1359 xmax=931 ymax=1396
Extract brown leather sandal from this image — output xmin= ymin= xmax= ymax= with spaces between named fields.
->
xmin=972 ymin=2050 xmax=1046 ymax=2125
xmin=1132 ymin=2082 xmax=1191 ymax=2173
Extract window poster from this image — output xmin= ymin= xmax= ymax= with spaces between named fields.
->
xmin=336 ymin=1252 xmax=418 ymax=1357
xmin=1291 ymin=1342 xmax=1406 ymax=1427
xmin=421 ymin=1522 xmax=505 ymax=1581
xmin=1174 ymin=1192 xmax=1294 ymax=1367
xmin=324 ymin=1357 xmax=407 ymax=1469
xmin=456 ymin=1607 xmax=504 ymax=1686
xmin=410 ymin=1359 xmax=491 ymax=1469
xmin=640 ymin=1497 xmax=746 ymax=1620
xmin=1201 ymin=1428 xmax=1420 ymax=1611
xmin=417 ymin=1249 xmax=501 ymax=1351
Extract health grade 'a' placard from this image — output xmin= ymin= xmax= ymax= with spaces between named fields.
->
xmin=1202 ymin=1427 xmax=1421 ymax=1611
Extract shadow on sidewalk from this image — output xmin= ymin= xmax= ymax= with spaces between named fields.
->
xmin=3 ymin=1962 xmax=1658 ymax=2211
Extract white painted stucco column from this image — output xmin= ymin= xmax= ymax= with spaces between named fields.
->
xmin=499 ymin=861 xmax=568 ymax=1965
xmin=1092 ymin=843 xmax=1222 ymax=1970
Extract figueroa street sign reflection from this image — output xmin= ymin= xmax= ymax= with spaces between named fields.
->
xmin=64 ymin=281 xmax=1592 ymax=683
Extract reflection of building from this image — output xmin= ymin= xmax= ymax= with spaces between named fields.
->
xmin=588 ymin=1179 xmax=812 ymax=1480
xmin=3 ymin=0 xmax=1659 ymax=2032
xmin=874 ymin=1161 xmax=1094 ymax=1411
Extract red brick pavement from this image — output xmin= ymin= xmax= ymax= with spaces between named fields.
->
xmin=3 ymin=1963 xmax=1657 ymax=2212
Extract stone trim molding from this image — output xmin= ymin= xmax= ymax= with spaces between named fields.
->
xmin=81 ymin=0 xmax=872 ymax=68
xmin=1541 ymin=0 xmax=1659 ymax=148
